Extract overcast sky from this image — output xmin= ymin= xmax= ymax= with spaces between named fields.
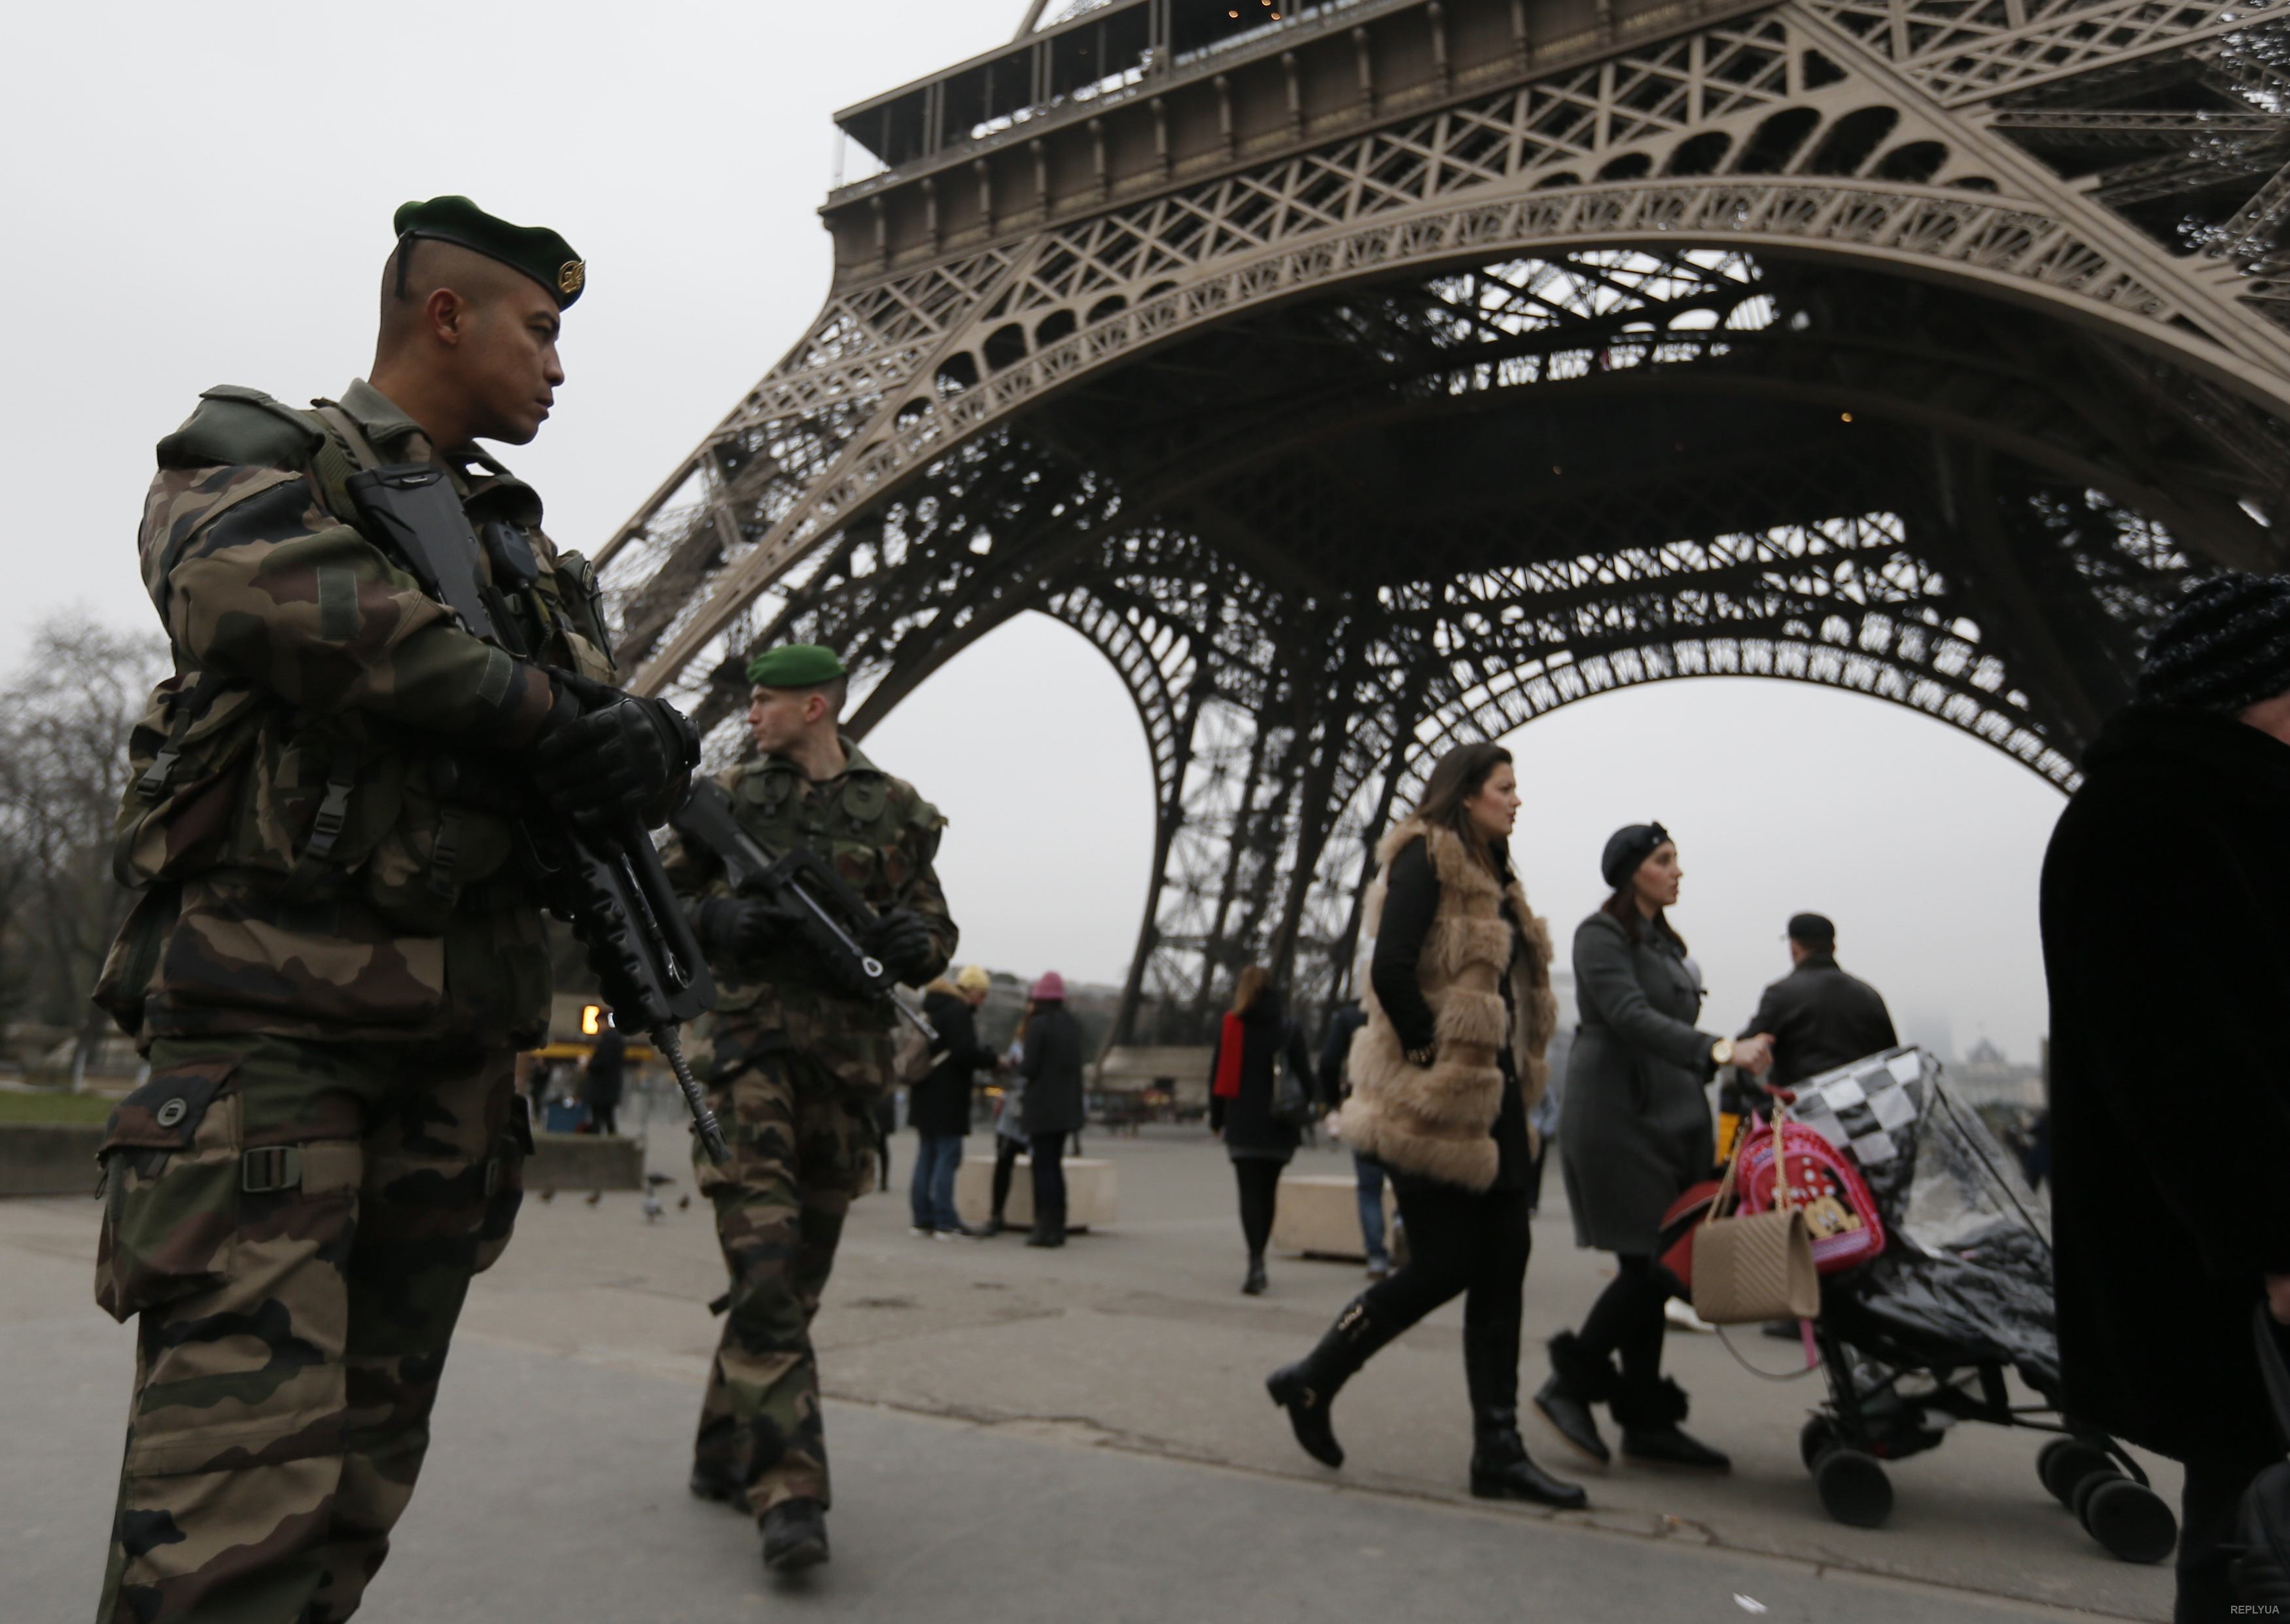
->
xmin=2 ymin=0 xmax=2066 ymax=1061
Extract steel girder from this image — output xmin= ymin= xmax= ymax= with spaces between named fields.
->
xmin=599 ymin=0 xmax=2290 ymax=1035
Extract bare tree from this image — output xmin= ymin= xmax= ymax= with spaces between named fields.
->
xmin=0 ymin=613 xmax=169 ymax=1072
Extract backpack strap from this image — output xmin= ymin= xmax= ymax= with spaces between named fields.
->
xmin=285 ymin=736 xmax=362 ymax=900
xmin=135 ymin=670 xmax=230 ymax=805
xmin=302 ymin=404 xmax=386 ymax=524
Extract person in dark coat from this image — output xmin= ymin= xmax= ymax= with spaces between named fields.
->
xmin=909 ymin=965 xmax=998 ymax=1237
xmin=1538 ymin=824 xmax=1775 ymax=1472
xmin=2041 ymin=573 xmax=2290 ymax=1623
xmin=1266 ymin=742 xmax=1585 ymax=1510
xmin=1740 ymin=913 xmax=1898 ymax=1091
xmin=1209 ymin=966 xmax=1316 ymax=1295
xmin=1317 ymin=996 xmax=1386 ymax=1277
xmin=1018 ymin=972 xmax=1087 ymax=1248
xmin=583 ymin=1020 xmax=627 ymax=1137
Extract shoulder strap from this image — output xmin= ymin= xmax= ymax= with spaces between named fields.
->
xmin=302 ymin=404 xmax=385 ymax=525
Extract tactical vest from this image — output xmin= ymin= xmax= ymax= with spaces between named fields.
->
xmin=102 ymin=387 xmax=616 ymax=1021
xmin=705 ymin=746 xmax=942 ymax=1024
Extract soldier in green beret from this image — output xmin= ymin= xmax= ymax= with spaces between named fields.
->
xmin=88 ymin=198 xmax=695 ymax=1622
xmin=666 ymin=643 xmax=957 ymax=1573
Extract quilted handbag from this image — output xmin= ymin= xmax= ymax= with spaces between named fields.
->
xmin=1736 ymin=1119 xmax=1886 ymax=1275
xmin=1688 ymin=1123 xmax=1818 ymax=1326
xmin=2234 ymin=1303 xmax=2290 ymax=1606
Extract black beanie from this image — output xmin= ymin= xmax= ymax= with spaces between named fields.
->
xmin=2138 ymin=573 xmax=2290 ymax=713
xmin=1600 ymin=822 xmax=1671 ymax=890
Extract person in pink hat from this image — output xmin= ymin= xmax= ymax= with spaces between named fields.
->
xmin=1017 ymin=972 xmax=1087 ymax=1246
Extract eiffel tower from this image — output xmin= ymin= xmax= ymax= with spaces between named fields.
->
xmin=595 ymin=0 xmax=2290 ymax=1041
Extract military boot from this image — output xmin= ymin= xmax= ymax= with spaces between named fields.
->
xmin=1263 ymin=1295 xmax=1397 ymax=1468
xmin=688 ymin=1461 xmax=749 ymax=1512
xmin=1470 ymin=1412 xmax=1591 ymax=1508
xmin=1613 ymin=1375 xmax=1731 ymax=1470
xmin=1533 ymin=1330 xmax=1619 ymax=1465
xmin=761 ymin=1498 xmax=830 ymax=1573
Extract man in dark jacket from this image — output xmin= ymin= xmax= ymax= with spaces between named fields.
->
xmin=1740 ymin=913 xmax=1898 ymax=1091
xmin=2041 ymin=573 xmax=2290 ymax=1623
xmin=584 ymin=1020 xmax=629 ymax=1136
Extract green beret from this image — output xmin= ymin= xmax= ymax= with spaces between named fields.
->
xmin=393 ymin=195 xmax=586 ymax=308
xmin=746 ymin=644 xmax=849 ymax=689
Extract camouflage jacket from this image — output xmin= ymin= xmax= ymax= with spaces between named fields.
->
xmin=97 ymin=379 xmax=618 ymax=1050
xmin=665 ymin=739 xmax=956 ymax=1097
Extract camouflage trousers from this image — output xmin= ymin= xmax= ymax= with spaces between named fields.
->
xmin=691 ymin=1026 xmax=878 ymax=1521
xmin=92 ymin=1033 xmax=525 ymax=1623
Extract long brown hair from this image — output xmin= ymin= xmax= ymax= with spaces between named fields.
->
xmin=1229 ymin=964 xmax=1269 ymax=1015
xmin=1412 ymin=741 xmax=1515 ymax=874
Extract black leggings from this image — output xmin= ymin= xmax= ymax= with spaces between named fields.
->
xmin=1233 ymin=1159 xmax=1284 ymax=1256
xmin=1030 ymin=1131 xmax=1068 ymax=1212
xmin=1360 ymin=1178 xmax=1534 ymax=1411
xmin=1576 ymin=1254 xmax=1674 ymax=1388
xmin=991 ymin=1136 xmax=1024 ymax=1218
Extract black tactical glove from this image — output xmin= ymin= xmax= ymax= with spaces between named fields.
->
xmin=531 ymin=679 xmax=700 ymax=828
xmin=870 ymin=908 xmax=938 ymax=984
xmin=693 ymin=898 xmax=798 ymax=959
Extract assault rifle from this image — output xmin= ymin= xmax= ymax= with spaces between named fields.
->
xmin=670 ymin=780 xmax=936 ymax=1045
xmin=346 ymin=463 xmax=728 ymax=1163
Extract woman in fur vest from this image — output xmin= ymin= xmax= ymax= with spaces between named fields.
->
xmin=1534 ymin=824 xmax=1773 ymax=1472
xmin=1263 ymin=742 xmax=1587 ymax=1509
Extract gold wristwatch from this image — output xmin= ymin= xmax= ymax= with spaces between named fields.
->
xmin=1710 ymin=1036 xmax=1736 ymax=1068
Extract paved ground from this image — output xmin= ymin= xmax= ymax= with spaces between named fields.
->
xmin=5 ymin=1112 xmax=2177 ymax=1622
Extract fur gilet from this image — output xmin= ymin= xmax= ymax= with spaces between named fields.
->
xmin=1337 ymin=818 xmax=1558 ymax=1193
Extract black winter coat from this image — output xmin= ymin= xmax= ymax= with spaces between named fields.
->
xmin=1741 ymin=955 xmax=1898 ymax=1088
xmin=2041 ymin=705 xmax=2290 ymax=1462
xmin=582 ymin=1030 xmax=625 ymax=1111
xmin=1207 ymin=991 xmax=1314 ymax=1160
xmin=911 ymin=989 xmax=996 ymax=1139
xmin=1019 ymin=1004 xmax=1088 ymax=1137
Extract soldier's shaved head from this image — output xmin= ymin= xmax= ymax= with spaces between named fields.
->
xmin=368 ymin=238 xmax=567 ymax=449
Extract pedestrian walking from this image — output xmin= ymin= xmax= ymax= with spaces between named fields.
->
xmin=2039 ymin=573 xmax=2290 ymax=1623
xmin=1210 ymin=965 xmax=1316 ymax=1294
xmin=669 ymin=643 xmax=956 ymax=1574
xmin=1265 ymin=742 xmax=1586 ymax=1508
xmin=1536 ymin=823 xmax=1774 ymax=1473
xmin=1316 ymin=994 xmax=1387 ymax=1278
xmin=584 ymin=1019 xmax=628 ymax=1137
xmin=910 ymin=966 xmax=997 ymax=1237
xmin=1019 ymin=973 xmax=1087 ymax=1247
xmin=83 ymin=197 xmax=696 ymax=1621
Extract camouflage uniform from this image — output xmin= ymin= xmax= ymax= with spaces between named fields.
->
xmin=90 ymin=379 xmax=614 ymax=1623
xmin=667 ymin=743 xmax=955 ymax=1519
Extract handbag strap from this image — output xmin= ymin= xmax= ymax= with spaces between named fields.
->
xmin=2257 ymin=1302 xmax=2290 ymax=1454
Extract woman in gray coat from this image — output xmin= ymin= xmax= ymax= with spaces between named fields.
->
xmin=1536 ymin=823 xmax=1774 ymax=1472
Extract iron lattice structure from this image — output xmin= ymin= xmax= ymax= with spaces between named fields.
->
xmin=597 ymin=0 xmax=2290 ymax=1040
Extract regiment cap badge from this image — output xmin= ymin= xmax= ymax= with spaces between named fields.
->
xmin=559 ymin=260 xmax=586 ymax=298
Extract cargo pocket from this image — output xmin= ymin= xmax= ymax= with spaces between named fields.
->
xmin=94 ymin=1060 xmax=241 ymax=1323
xmin=471 ymin=1095 xmax=533 ymax=1276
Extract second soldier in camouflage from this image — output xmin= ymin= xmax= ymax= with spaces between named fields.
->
xmin=665 ymin=643 xmax=956 ymax=1573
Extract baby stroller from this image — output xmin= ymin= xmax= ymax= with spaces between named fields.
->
xmin=1773 ymin=1048 xmax=2177 ymax=1563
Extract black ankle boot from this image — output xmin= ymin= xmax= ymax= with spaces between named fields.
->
xmin=1242 ymin=1252 xmax=1267 ymax=1295
xmin=1471 ymin=1411 xmax=1591 ymax=1508
xmin=1533 ymin=1331 xmax=1618 ymax=1466
xmin=1265 ymin=1296 xmax=1390 ymax=1468
xmin=1025 ymin=1201 xmax=1066 ymax=1247
xmin=1613 ymin=1376 xmax=1731 ymax=1470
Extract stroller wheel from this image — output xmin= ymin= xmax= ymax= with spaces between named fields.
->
xmin=2038 ymin=1438 xmax=2116 ymax=1506
xmin=1799 ymin=1416 xmax=1841 ymax=1472
xmin=2070 ymin=1461 xmax=2124 ymax=1526
xmin=2079 ymin=1477 xmax=2177 ymax=1564
xmin=1814 ymin=1447 xmax=1894 ymax=1528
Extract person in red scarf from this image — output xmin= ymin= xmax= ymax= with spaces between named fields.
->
xmin=1209 ymin=965 xmax=1316 ymax=1294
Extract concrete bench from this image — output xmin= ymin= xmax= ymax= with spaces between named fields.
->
xmin=954 ymin=1156 xmax=1116 ymax=1231
xmin=1271 ymin=1173 xmax=1396 ymax=1262
xmin=525 ymin=1133 xmax=644 ymax=1193
xmin=1091 ymin=1046 xmax=1214 ymax=1112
